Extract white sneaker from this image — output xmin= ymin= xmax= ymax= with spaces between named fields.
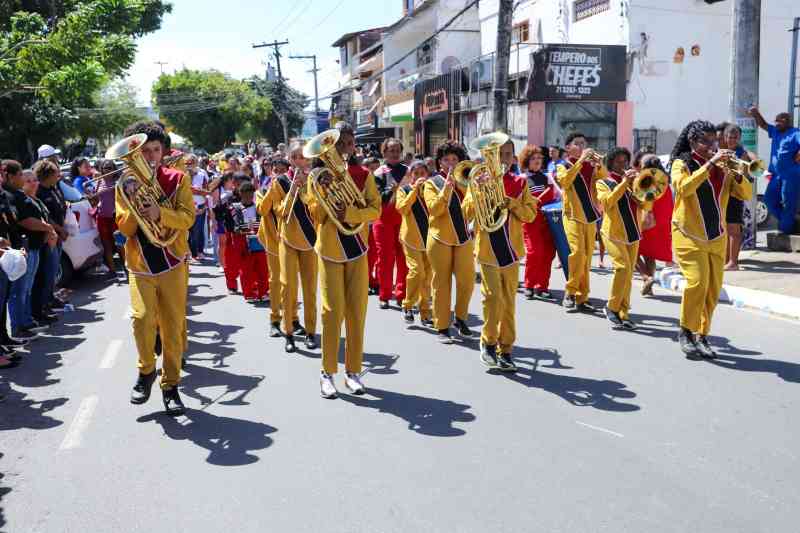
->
xmin=320 ymin=372 xmax=338 ymax=399
xmin=344 ymin=372 xmax=366 ymax=395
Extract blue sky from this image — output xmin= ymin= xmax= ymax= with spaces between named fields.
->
xmin=127 ymin=0 xmax=403 ymax=106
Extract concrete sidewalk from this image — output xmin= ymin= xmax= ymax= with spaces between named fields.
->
xmin=656 ymin=246 xmax=800 ymax=321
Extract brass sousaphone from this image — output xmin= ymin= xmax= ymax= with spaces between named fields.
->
xmin=303 ymin=129 xmax=367 ymax=236
xmin=467 ymin=131 xmax=510 ymax=233
xmin=106 ymin=133 xmax=179 ymax=248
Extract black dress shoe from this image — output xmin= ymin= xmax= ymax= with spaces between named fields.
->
xmin=679 ymin=328 xmax=702 ymax=360
xmin=379 ymin=300 xmax=390 ymax=310
xmin=453 ymin=318 xmax=473 ymax=338
xmin=130 ymin=370 xmax=157 ymax=404
xmin=304 ymin=334 xmax=317 ymax=350
xmin=285 ymin=336 xmax=297 ymax=353
xmin=697 ymin=336 xmax=717 ymax=359
xmin=162 ymin=387 xmax=186 ymax=416
xmin=577 ymin=301 xmax=596 ymax=313
xmin=269 ymin=321 xmax=282 ymax=338
xmin=497 ymin=354 xmax=518 ymax=372
xmin=292 ymin=320 xmax=306 ymax=336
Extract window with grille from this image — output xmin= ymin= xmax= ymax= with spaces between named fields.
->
xmin=574 ymin=0 xmax=610 ymax=22
xmin=633 ymin=128 xmax=658 ymax=154
xmin=417 ymin=40 xmax=435 ymax=67
xmin=512 ymin=21 xmax=530 ymax=44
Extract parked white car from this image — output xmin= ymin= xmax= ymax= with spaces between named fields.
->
xmin=59 ymin=198 xmax=103 ymax=286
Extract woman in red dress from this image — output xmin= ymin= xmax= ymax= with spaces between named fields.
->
xmin=634 ymin=150 xmax=674 ymax=295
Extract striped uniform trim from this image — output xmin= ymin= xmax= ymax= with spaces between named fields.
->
xmin=277 ymin=176 xmax=317 ymax=246
xmin=573 ymin=163 xmax=600 ymax=223
xmin=487 ymin=219 xmax=518 ymax=267
xmin=691 ymin=155 xmax=725 ymax=240
xmin=402 ymin=184 xmax=429 ymax=244
xmin=431 ymin=175 xmax=469 ymax=245
xmin=604 ymin=179 xmax=640 ymax=243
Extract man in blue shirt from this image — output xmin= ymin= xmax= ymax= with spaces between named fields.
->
xmin=750 ymin=107 xmax=800 ymax=234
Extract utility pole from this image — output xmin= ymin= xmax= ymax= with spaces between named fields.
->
xmin=253 ymin=40 xmax=290 ymax=143
xmin=493 ymin=0 xmax=513 ymax=133
xmin=154 ymin=61 xmax=168 ymax=74
xmin=729 ymin=0 xmax=761 ymax=250
xmin=289 ymin=54 xmax=320 ymax=114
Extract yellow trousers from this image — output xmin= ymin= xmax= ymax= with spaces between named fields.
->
xmin=564 ymin=218 xmax=596 ymax=304
xmin=319 ymin=255 xmax=368 ymax=375
xmin=480 ymin=263 xmax=518 ymax=354
xmin=427 ymin=238 xmax=475 ymax=331
xmin=266 ymin=251 xmax=284 ymax=324
xmin=130 ymin=264 xmax=188 ymax=389
xmin=279 ymin=241 xmax=317 ymax=336
xmin=674 ymin=243 xmax=724 ymax=336
xmin=402 ymin=245 xmax=432 ymax=320
xmin=605 ymin=239 xmax=639 ymax=320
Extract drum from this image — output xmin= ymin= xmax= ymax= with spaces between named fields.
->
xmin=541 ymin=201 xmax=569 ymax=279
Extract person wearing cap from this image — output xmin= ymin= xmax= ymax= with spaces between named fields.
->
xmin=36 ymin=144 xmax=83 ymax=203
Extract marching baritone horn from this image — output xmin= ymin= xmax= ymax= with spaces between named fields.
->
xmin=303 ymin=129 xmax=367 ymax=236
xmin=452 ymin=160 xmax=476 ymax=188
xmin=106 ymin=133 xmax=180 ymax=248
xmin=467 ymin=131 xmax=511 ymax=233
xmin=631 ymin=167 xmax=670 ymax=203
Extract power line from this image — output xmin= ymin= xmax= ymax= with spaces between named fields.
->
xmin=318 ymin=0 xmax=479 ymax=101
xmin=315 ymin=0 xmax=345 ymax=27
xmin=281 ymin=0 xmax=316 ymax=36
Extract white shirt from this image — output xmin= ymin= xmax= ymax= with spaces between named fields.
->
xmin=191 ymin=170 xmax=209 ymax=208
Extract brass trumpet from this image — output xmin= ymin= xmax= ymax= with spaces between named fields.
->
xmin=467 ymin=131 xmax=510 ymax=233
xmin=584 ymin=150 xmax=606 ymax=166
xmin=719 ymin=156 xmax=766 ymax=180
xmin=303 ymin=129 xmax=367 ymax=236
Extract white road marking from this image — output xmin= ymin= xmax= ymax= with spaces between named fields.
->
xmin=99 ymin=339 xmax=123 ymax=369
xmin=576 ymin=421 xmax=624 ymax=438
xmin=59 ymin=396 xmax=99 ymax=451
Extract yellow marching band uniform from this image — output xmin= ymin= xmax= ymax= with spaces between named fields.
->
xmin=117 ymin=122 xmax=756 ymax=413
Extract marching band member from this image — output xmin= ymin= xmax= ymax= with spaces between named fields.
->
xmin=595 ymin=147 xmax=644 ymax=330
xmin=464 ymin=138 xmax=536 ymax=372
xmin=118 ymin=121 xmax=194 ymax=416
xmin=395 ymin=160 xmax=433 ymax=327
xmin=423 ymin=140 xmax=475 ymax=344
xmin=373 ymin=138 xmax=408 ymax=309
xmin=556 ymin=132 xmax=607 ymax=313
xmin=308 ymin=123 xmax=381 ymax=399
xmin=670 ymin=120 xmax=751 ymax=360
xmin=234 ymin=181 xmax=269 ymax=301
xmin=520 ymin=144 xmax=558 ymax=299
xmin=268 ymin=142 xmax=318 ymax=353
xmin=257 ymin=159 xmax=300 ymax=339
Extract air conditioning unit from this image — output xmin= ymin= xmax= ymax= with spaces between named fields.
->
xmin=440 ymin=56 xmax=461 ymax=73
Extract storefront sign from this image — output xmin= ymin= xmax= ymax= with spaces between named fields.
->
xmin=527 ymin=44 xmax=627 ymax=102
xmin=422 ymin=88 xmax=448 ymax=115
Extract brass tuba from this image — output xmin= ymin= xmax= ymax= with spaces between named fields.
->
xmin=303 ymin=129 xmax=367 ymax=236
xmin=106 ymin=134 xmax=179 ymax=248
xmin=631 ymin=168 xmax=669 ymax=203
xmin=467 ymin=131 xmax=510 ymax=233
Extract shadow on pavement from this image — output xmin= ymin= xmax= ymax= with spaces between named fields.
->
xmin=184 ymin=319 xmax=241 ymax=367
xmin=737 ymin=258 xmax=800 ymax=275
xmin=137 ymin=410 xmax=277 ymax=466
xmin=706 ymin=339 xmax=797 ymax=382
xmin=502 ymin=346 xmax=640 ymax=412
xmin=180 ymin=363 xmax=265 ymax=406
xmin=0 ymin=384 xmax=67 ymax=432
xmin=339 ymin=387 xmax=476 ymax=437
xmin=0 ymin=452 xmax=8 ymax=531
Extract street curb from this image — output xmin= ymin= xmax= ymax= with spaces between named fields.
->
xmin=656 ymin=267 xmax=800 ymax=321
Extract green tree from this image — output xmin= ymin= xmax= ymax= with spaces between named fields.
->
xmin=74 ymin=78 xmax=148 ymax=147
xmin=153 ymin=69 xmax=272 ymax=152
xmin=247 ymin=77 xmax=309 ymax=147
xmin=0 ymin=0 xmax=171 ymax=164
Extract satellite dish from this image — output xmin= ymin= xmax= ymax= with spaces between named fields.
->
xmin=440 ymin=56 xmax=461 ymax=73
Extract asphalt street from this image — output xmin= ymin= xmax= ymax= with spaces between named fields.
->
xmin=1 ymin=258 xmax=799 ymax=533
